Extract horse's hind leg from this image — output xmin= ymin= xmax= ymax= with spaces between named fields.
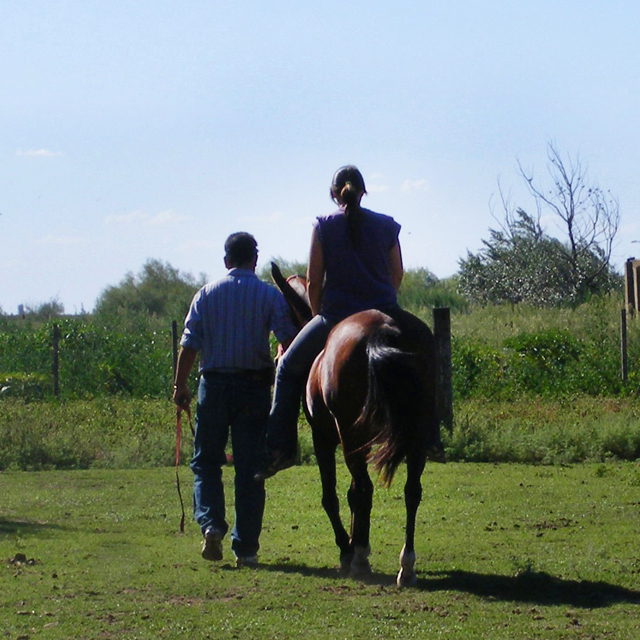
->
xmin=313 ymin=433 xmax=352 ymax=571
xmin=397 ymin=453 xmax=426 ymax=587
xmin=345 ymin=453 xmax=374 ymax=578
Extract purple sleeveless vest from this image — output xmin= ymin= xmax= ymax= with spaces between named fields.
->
xmin=314 ymin=208 xmax=400 ymax=321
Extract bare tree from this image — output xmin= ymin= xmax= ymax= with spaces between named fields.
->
xmin=460 ymin=143 xmax=621 ymax=306
xmin=515 ymin=141 xmax=620 ymax=299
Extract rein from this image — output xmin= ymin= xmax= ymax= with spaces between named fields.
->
xmin=175 ymin=406 xmax=194 ymax=533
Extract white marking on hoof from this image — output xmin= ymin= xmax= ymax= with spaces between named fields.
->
xmin=396 ymin=567 xmax=417 ymax=587
xmin=397 ymin=545 xmax=417 ymax=587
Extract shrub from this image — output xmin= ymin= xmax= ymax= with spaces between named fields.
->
xmin=451 ymin=338 xmax=507 ymax=399
xmin=0 ymin=316 xmax=175 ymax=399
xmin=399 ymin=272 xmax=468 ymax=314
xmin=503 ymin=329 xmax=582 ymax=395
xmin=0 ymin=373 xmax=49 ymax=400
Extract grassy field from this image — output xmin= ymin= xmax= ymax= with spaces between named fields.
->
xmin=2 ymin=463 xmax=640 ymax=639
xmin=2 ymin=396 xmax=640 ymax=471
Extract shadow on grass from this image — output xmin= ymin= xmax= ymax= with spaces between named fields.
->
xmin=252 ymin=561 xmax=348 ymax=582
xmin=419 ymin=569 xmax=640 ymax=608
xmin=257 ymin=562 xmax=640 ymax=607
xmin=0 ymin=517 xmax=66 ymax=536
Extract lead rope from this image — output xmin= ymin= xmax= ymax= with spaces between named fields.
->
xmin=175 ymin=406 xmax=194 ymax=533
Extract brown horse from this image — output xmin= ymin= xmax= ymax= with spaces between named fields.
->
xmin=272 ymin=263 xmax=441 ymax=587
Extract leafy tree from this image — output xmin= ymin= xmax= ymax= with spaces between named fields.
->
xmin=459 ymin=143 xmax=621 ymax=306
xmin=398 ymin=270 xmax=468 ymax=313
xmin=24 ymin=297 xmax=65 ymax=319
xmin=94 ymin=259 xmax=206 ymax=321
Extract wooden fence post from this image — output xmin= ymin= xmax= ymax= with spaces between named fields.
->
xmin=625 ymin=258 xmax=640 ymax=316
xmin=621 ymin=308 xmax=628 ymax=383
xmin=433 ymin=307 xmax=453 ymax=432
xmin=52 ymin=323 xmax=60 ymax=398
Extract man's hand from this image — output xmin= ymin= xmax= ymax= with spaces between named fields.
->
xmin=173 ymin=346 xmax=198 ymax=411
xmin=173 ymin=384 xmax=191 ymax=411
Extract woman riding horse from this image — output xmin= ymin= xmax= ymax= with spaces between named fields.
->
xmin=256 ymin=165 xmax=444 ymax=480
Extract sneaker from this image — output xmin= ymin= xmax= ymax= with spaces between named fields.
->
xmin=235 ymin=554 xmax=258 ymax=568
xmin=254 ymin=451 xmax=296 ymax=481
xmin=201 ymin=527 xmax=223 ymax=561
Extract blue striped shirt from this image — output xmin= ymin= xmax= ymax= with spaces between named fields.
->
xmin=180 ymin=268 xmax=296 ymax=373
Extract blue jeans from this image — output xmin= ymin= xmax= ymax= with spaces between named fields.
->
xmin=191 ymin=372 xmax=271 ymax=557
xmin=266 ymin=315 xmax=335 ymax=455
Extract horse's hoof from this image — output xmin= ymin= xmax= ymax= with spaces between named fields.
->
xmin=350 ymin=546 xmax=372 ymax=579
xmin=397 ymin=546 xmax=417 ymax=587
xmin=350 ymin=559 xmax=372 ymax=579
xmin=396 ymin=569 xmax=417 ymax=588
xmin=339 ymin=553 xmax=354 ymax=576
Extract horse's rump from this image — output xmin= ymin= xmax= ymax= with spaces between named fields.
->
xmin=310 ymin=309 xmax=435 ymax=486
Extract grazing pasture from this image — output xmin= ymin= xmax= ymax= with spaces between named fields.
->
xmin=2 ymin=463 xmax=640 ymax=639
xmin=2 ymin=397 xmax=640 ymax=471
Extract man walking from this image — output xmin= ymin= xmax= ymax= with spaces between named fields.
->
xmin=173 ymin=232 xmax=296 ymax=566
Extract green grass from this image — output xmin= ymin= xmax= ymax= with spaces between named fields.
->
xmin=3 ymin=397 xmax=640 ymax=471
xmin=448 ymin=295 xmax=627 ymax=347
xmin=446 ymin=396 xmax=640 ymax=463
xmin=2 ymin=463 xmax=640 ymax=639
xmin=0 ymin=398 xmax=177 ymax=470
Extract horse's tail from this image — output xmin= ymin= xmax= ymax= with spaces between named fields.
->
xmin=355 ymin=324 xmax=425 ymax=486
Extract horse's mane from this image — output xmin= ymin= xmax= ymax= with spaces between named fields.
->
xmin=270 ymin=262 xmax=312 ymax=327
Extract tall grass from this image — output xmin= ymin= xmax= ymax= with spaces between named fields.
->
xmin=446 ymin=396 xmax=640 ymax=464
xmin=0 ymin=398 xmax=177 ymax=471
xmin=2 ymin=396 xmax=640 ymax=471
xmin=446 ymin=295 xmax=640 ymax=398
xmin=449 ymin=294 xmax=625 ymax=346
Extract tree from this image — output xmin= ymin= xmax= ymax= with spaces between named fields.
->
xmin=459 ymin=143 xmax=621 ymax=306
xmin=24 ymin=297 xmax=65 ymax=319
xmin=94 ymin=259 xmax=206 ymax=320
xmin=397 ymin=268 xmax=468 ymax=312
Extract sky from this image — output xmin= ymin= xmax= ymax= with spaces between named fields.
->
xmin=2 ymin=0 xmax=639 ymax=314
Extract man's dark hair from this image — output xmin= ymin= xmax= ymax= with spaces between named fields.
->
xmin=224 ymin=232 xmax=258 ymax=266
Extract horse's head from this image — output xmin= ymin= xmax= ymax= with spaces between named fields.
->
xmin=271 ymin=261 xmax=312 ymax=329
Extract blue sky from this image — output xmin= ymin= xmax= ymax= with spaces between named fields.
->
xmin=2 ymin=0 xmax=639 ymax=313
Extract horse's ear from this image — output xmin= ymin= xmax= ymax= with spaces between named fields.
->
xmin=271 ymin=261 xmax=312 ymax=328
xmin=271 ymin=261 xmax=288 ymax=290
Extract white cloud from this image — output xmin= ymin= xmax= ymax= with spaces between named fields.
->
xmin=104 ymin=210 xmax=193 ymax=226
xmin=148 ymin=210 xmax=193 ymax=225
xmin=401 ymin=179 xmax=430 ymax=193
xmin=36 ymin=235 xmax=84 ymax=246
xmin=17 ymin=149 xmax=63 ymax=157
xmin=367 ymin=183 xmax=389 ymax=194
xmin=104 ymin=211 xmax=146 ymax=224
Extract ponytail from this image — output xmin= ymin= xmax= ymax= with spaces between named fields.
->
xmin=331 ymin=166 xmax=367 ymax=247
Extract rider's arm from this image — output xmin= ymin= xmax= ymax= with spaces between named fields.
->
xmin=307 ymin=227 xmax=325 ymax=316
xmin=389 ymin=242 xmax=404 ymax=293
